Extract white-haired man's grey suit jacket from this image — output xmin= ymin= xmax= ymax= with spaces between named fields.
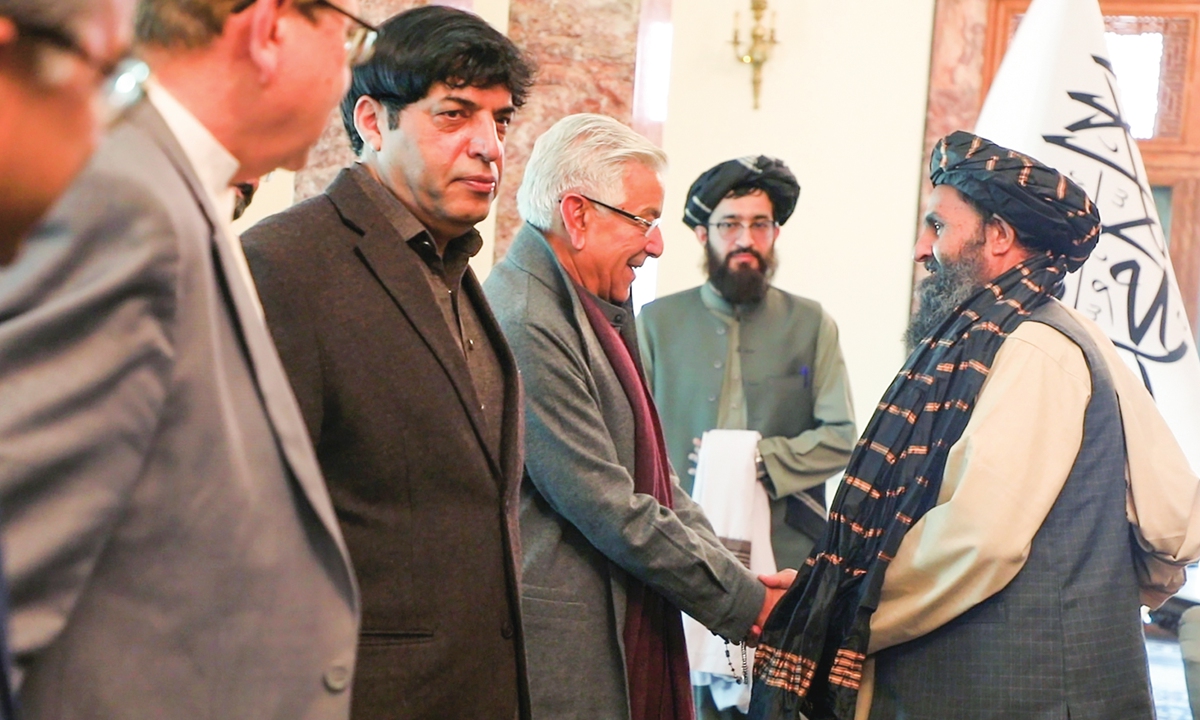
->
xmin=0 ymin=101 xmax=360 ymax=719
xmin=483 ymin=225 xmax=765 ymax=718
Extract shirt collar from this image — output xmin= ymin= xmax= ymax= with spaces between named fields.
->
xmin=701 ymin=280 xmax=768 ymax=321
xmin=146 ymin=79 xmax=240 ymax=224
xmin=584 ymin=288 xmax=634 ymax=328
xmin=349 ymin=163 xmax=429 ymax=243
xmin=701 ymin=281 xmax=735 ymax=318
xmin=349 ymin=163 xmax=483 ymax=279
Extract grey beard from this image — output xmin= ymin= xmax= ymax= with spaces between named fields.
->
xmin=904 ymin=253 xmax=987 ymax=353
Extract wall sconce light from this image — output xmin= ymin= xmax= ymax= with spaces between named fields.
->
xmin=731 ymin=0 xmax=778 ymax=109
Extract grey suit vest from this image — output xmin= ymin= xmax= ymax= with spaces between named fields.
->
xmin=869 ymin=302 xmax=1152 ymax=720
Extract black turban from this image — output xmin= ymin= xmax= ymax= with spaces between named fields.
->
xmin=683 ymin=156 xmax=800 ymax=229
xmin=930 ymin=130 xmax=1100 ymax=272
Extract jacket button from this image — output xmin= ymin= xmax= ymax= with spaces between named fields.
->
xmin=501 ymin=621 xmax=514 ymax=639
xmin=324 ymin=665 xmax=350 ymax=693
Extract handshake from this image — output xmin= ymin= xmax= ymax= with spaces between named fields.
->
xmin=747 ymin=568 xmax=798 ymax=645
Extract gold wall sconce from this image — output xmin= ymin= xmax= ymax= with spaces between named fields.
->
xmin=731 ymin=0 xmax=778 ymax=109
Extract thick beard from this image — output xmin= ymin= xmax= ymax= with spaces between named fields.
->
xmin=904 ymin=239 xmax=988 ymax=353
xmin=707 ymin=245 xmax=777 ymax=306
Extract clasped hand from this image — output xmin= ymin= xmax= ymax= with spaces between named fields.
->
xmin=746 ymin=568 xmax=797 ymax=645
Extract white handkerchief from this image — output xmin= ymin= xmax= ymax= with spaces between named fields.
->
xmin=684 ymin=429 xmax=776 ymax=709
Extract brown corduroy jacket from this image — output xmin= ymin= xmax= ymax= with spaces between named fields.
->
xmin=242 ymin=166 xmax=529 ymax=720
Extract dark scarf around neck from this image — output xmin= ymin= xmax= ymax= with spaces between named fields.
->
xmin=575 ymin=286 xmax=695 ymax=720
xmin=749 ymin=253 xmax=1067 ymax=720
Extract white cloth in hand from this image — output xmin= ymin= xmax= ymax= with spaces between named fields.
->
xmin=684 ymin=429 xmax=776 ymax=711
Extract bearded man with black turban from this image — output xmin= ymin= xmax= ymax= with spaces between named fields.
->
xmin=639 ymin=155 xmax=857 ymax=719
xmin=750 ymin=131 xmax=1200 ymax=720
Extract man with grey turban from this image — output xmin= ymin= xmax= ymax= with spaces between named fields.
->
xmin=751 ymin=131 xmax=1200 ymax=720
xmin=639 ymin=155 xmax=856 ymax=719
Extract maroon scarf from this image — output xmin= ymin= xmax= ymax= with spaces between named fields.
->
xmin=576 ymin=287 xmax=694 ymax=720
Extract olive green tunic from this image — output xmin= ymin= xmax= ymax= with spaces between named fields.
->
xmin=637 ymin=283 xmax=856 ymax=569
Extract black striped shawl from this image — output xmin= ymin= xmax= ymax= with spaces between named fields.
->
xmin=749 ymin=253 xmax=1068 ymax=720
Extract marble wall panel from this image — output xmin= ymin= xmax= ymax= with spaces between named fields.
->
xmin=494 ymin=0 xmax=642 ymax=257
xmin=923 ymin=0 xmax=989 ymax=174
xmin=912 ymin=0 xmax=989 ymax=309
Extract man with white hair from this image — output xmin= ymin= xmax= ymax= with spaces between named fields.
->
xmin=0 ymin=1 xmax=373 ymax=717
xmin=484 ymin=113 xmax=794 ymax=720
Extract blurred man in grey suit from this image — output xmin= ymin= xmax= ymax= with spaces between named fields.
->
xmin=0 ymin=1 xmax=136 ymax=715
xmin=0 ymin=1 xmax=376 ymax=717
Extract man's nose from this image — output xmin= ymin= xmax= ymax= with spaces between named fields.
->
xmin=914 ymin=230 xmax=934 ymax=264
xmin=645 ymin=227 xmax=665 ymax=258
xmin=469 ymin=117 xmax=502 ymax=162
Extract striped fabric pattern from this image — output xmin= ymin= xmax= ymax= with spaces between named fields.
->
xmin=749 ymin=253 xmax=1068 ymax=720
xmin=928 ymin=131 xmax=1100 ymax=272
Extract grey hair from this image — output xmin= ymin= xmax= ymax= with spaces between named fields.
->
xmin=0 ymin=0 xmax=94 ymax=29
xmin=517 ymin=113 xmax=668 ymax=231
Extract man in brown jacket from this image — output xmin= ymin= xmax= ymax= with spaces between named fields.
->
xmin=242 ymin=6 xmax=535 ymax=719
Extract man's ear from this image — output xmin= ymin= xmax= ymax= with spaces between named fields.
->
xmin=986 ymin=215 xmax=1020 ymax=257
xmin=694 ymin=225 xmax=708 ymax=245
xmin=241 ymin=0 xmax=284 ymax=84
xmin=559 ymin=194 xmax=589 ymax=251
xmin=354 ymin=96 xmax=386 ymax=155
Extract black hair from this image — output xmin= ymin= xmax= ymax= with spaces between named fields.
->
xmin=340 ymin=5 xmax=535 ymax=155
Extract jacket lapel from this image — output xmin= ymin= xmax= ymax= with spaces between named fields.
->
xmin=326 ymin=172 xmax=507 ymax=482
xmin=132 ymin=103 xmax=358 ymax=587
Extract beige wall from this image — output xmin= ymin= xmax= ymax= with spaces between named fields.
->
xmin=653 ymin=0 xmax=937 ymax=426
xmin=234 ymin=1 xmax=938 ymax=426
xmin=464 ymin=0 xmax=512 ymax=277
xmin=232 ymin=170 xmax=295 ymax=236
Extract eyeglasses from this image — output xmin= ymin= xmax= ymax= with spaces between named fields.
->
xmin=15 ymin=23 xmax=150 ymax=126
xmin=709 ymin=220 xmax=777 ymax=242
xmin=232 ymin=0 xmax=378 ymax=66
xmin=578 ymin=195 xmax=662 ymax=237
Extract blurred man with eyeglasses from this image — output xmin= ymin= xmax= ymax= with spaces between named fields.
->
xmin=0 ymin=0 xmax=139 ymax=263
xmin=0 ymin=1 xmax=375 ymax=718
xmin=0 ymin=5 xmax=137 ymax=715
xmin=637 ymin=156 xmax=857 ymax=718
xmin=241 ymin=6 xmax=534 ymax=719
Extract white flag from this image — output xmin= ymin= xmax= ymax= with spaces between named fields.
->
xmin=975 ymin=0 xmax=1200 ymax=469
